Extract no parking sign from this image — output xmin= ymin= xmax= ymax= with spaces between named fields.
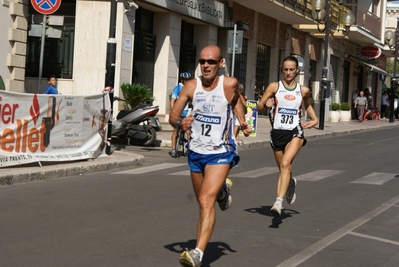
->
xmin=31 ymin=0 xmax=61 ymax=15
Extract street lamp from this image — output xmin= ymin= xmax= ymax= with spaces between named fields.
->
xmin=384 ymin=19 xmax=399 ymax=123
xmin=312 ymin=0 xmax=355 ymax=130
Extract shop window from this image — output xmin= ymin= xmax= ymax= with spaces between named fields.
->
xmin=255 ymin=43 xmax=271 ymax=99
xmin=132 ymin=8 xmax=156 ymax=91
xmin=26 ymin=3 xmax=75 ymax=79
xmin=179 ymin=21 xmax=196 ymax=79
xmin=231 ymin=38 xmax=248 ymax=90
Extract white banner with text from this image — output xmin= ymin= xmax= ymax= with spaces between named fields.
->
xmin=0 ymin=91 xmax=111 ymax=167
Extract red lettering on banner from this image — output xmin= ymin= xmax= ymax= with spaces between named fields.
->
xmin=0 ymin=119 xmax=46 ymax=153
xmin=0 ymin=102 xmax=19 ymax=124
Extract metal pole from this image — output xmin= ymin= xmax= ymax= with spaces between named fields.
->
xmin=38 ymin=15 xmax=47 ymax=93
xmin=105 ymin=0 xmax=117 ymax=155
xmin=231 ymin=23 xmax=237 ymax=77
xmin=318 ymin=0 xmax=330 ymax=130
xmin=389 ymin=18 xmax=399 ymax=123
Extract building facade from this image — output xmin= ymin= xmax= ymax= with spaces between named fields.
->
xmin=0 ymin=0 xmax=390 ymax=122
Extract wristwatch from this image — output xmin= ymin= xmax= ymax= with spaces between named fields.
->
xmin=175 ymin=118 xmax=182 ymax=129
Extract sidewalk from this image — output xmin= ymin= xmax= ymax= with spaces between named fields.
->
xmin=1 ymin=117 xmax=398 ymax=185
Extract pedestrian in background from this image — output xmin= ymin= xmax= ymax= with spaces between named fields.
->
xmin=169 ymin=72 xmax=192 ymax=157
xmin=44 ymin=75 xmax=58 ymax=94
xmin=364 ymin=88 xmax=374 ymax=108
xmin=354 ymin=90 xmax=368 ymax=122
xmin=169 ymin=44 xmax=251 ymax=267
xmin=257 ymin=56 xmax=318 ymax=217
xmin=234 ymin=83 xmax=247 ymax=145
xmin=380 ymin=91 xmax=388 ymax=119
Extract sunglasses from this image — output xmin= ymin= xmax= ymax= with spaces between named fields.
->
xmin=198 ymin=59 xmax=221 ymax=65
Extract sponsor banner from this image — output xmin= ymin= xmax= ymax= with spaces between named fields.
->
xmin=0 ymin=91 xmax=111 ymax=167
xmin=240 ymin=100 xmax=258 ymax=137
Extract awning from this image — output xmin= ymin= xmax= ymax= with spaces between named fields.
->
xmin=349 ymin=56 xmax=392 ymax=77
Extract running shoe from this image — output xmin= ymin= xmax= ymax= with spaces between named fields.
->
xmin=285 ymin=177 xmax=297 ymax=205
xmin=169 ymin=150 xmax=177 ymax=158
xmin=270 ymin=201 xmax=283 ymax=217
xmin=179 ymin=248 xmax=201 ymax=267
xmin=217 ymin=178 xmax=233 ymax=211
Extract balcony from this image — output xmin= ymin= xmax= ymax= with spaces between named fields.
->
xmin=235 ymin=0 xmax=382 ymax=46
xmin=345 ymin=3 xmax=382 ymax=46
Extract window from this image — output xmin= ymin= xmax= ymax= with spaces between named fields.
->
xmin=255 ymin=43 xmax=271 ymax=95
xmin=231 ymin=38 xmax=248 ymax=92
xmin=26 ymin=3 xmax=75 ymax=79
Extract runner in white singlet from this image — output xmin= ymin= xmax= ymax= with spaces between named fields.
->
xmin=257 ymin=56 xmax=318 ymax=218
xmin=169 ymin=45 xmax=252 ymax=267
xmin=270 ymin=81 xmax=302 ymax=130
xmin=188 ymin=75 xmax=235 ymax=154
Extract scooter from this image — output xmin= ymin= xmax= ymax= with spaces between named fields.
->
xmin=111 ymin=96 xmax=162 ymax=146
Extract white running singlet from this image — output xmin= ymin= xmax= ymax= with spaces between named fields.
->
xmin=270 ymin=81 xmax=303 ymax=130
xmin=188 ymin=75 xmax=236 ymax=154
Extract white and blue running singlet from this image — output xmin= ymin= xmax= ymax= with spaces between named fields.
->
xmin=270 ymin=81 xmax=303 ymax=130
xmin=188 ymin=75 xmax=236 ymax=154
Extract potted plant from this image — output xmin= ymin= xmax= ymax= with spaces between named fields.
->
xmin=340 ymin=102 xmax=351 ymax=121
xmin=120 ymin=83 xmax=155 ymax=109
xmin=330 ymin=102 xmax=341 ymax=122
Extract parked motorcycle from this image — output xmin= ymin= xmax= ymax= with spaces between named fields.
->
xmin=111 ymin=96 xmax=162 ymax=146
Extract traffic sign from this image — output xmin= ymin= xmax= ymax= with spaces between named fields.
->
xmin=31 ymin=0 xmax=61 ymax=15
xmin=227 ymin=30 xmax=243 ymax=54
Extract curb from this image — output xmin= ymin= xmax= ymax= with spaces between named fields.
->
xmin=0 ymin=151 xmax=145 ymax=186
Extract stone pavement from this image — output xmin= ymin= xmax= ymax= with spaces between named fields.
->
xmin=1 ymin=117 xmax=398 ymax=185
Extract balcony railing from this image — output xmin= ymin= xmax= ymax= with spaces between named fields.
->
xmin=343 ymin=3 xmax=381 ymax=37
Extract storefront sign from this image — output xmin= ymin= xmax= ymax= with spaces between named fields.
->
xmin=0 ymin=91 xmax=111 ymax=167
xmin=360 ymin=46 xmax=381 ymax=59
xmin=144 ymin=0 xmax=225 ymax=26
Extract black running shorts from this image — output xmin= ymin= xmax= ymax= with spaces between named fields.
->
xmin=270 ymin=126 xmax=307 ymax=151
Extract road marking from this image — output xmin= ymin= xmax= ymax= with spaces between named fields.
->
xmin=295 ymin=170 xmax=345 ymax=181
xmin=112 ymin=163 xmax=186 ymax=174
xmin=350 ymin=172 xmax=397 ymax=185
xmin=169 ymin=170 xmax=191 ymax=176
xmin=276 ymin=194 xmax=399 ymax=267
xmin=229 ymin=167 xmax=279 ymax=178
xmin=168 ymin=167 xmax=280 ymax=178
xmin=348 ymin=232 xmax=399 ymax=246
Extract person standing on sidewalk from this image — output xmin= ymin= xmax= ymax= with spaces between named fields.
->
xmin=380 ymin=91 xmax=388 ymax=119
xmin=169 ymin=72 xmax=192 ymax=157
xmin=354 ymin=90 xmax=368 ymax=122
xmin=257 ymin=56 xmax=318 ymax=217
xmin=169 ymin=44 xmax=251 ymax=267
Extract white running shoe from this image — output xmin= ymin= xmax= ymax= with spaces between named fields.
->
xmin=270 ymin=201 xmax=283 ymax=217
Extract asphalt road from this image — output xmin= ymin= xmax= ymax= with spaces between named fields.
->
xmin=1 ymin=128 xmax=399 ymax=267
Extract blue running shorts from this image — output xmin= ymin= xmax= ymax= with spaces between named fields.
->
xmin=187 ymin=150 xmax=240 ymax=173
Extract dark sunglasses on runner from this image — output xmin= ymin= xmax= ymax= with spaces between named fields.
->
xmin=198 ymin=59 xmax=221 ymax=65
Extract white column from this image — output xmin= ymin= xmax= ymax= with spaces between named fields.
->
xmin=153 ymin=12 xmax=182 ymax=121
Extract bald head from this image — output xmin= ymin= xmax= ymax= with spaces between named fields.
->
xmin=200 ymin=45 xmax=222 ymax=61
